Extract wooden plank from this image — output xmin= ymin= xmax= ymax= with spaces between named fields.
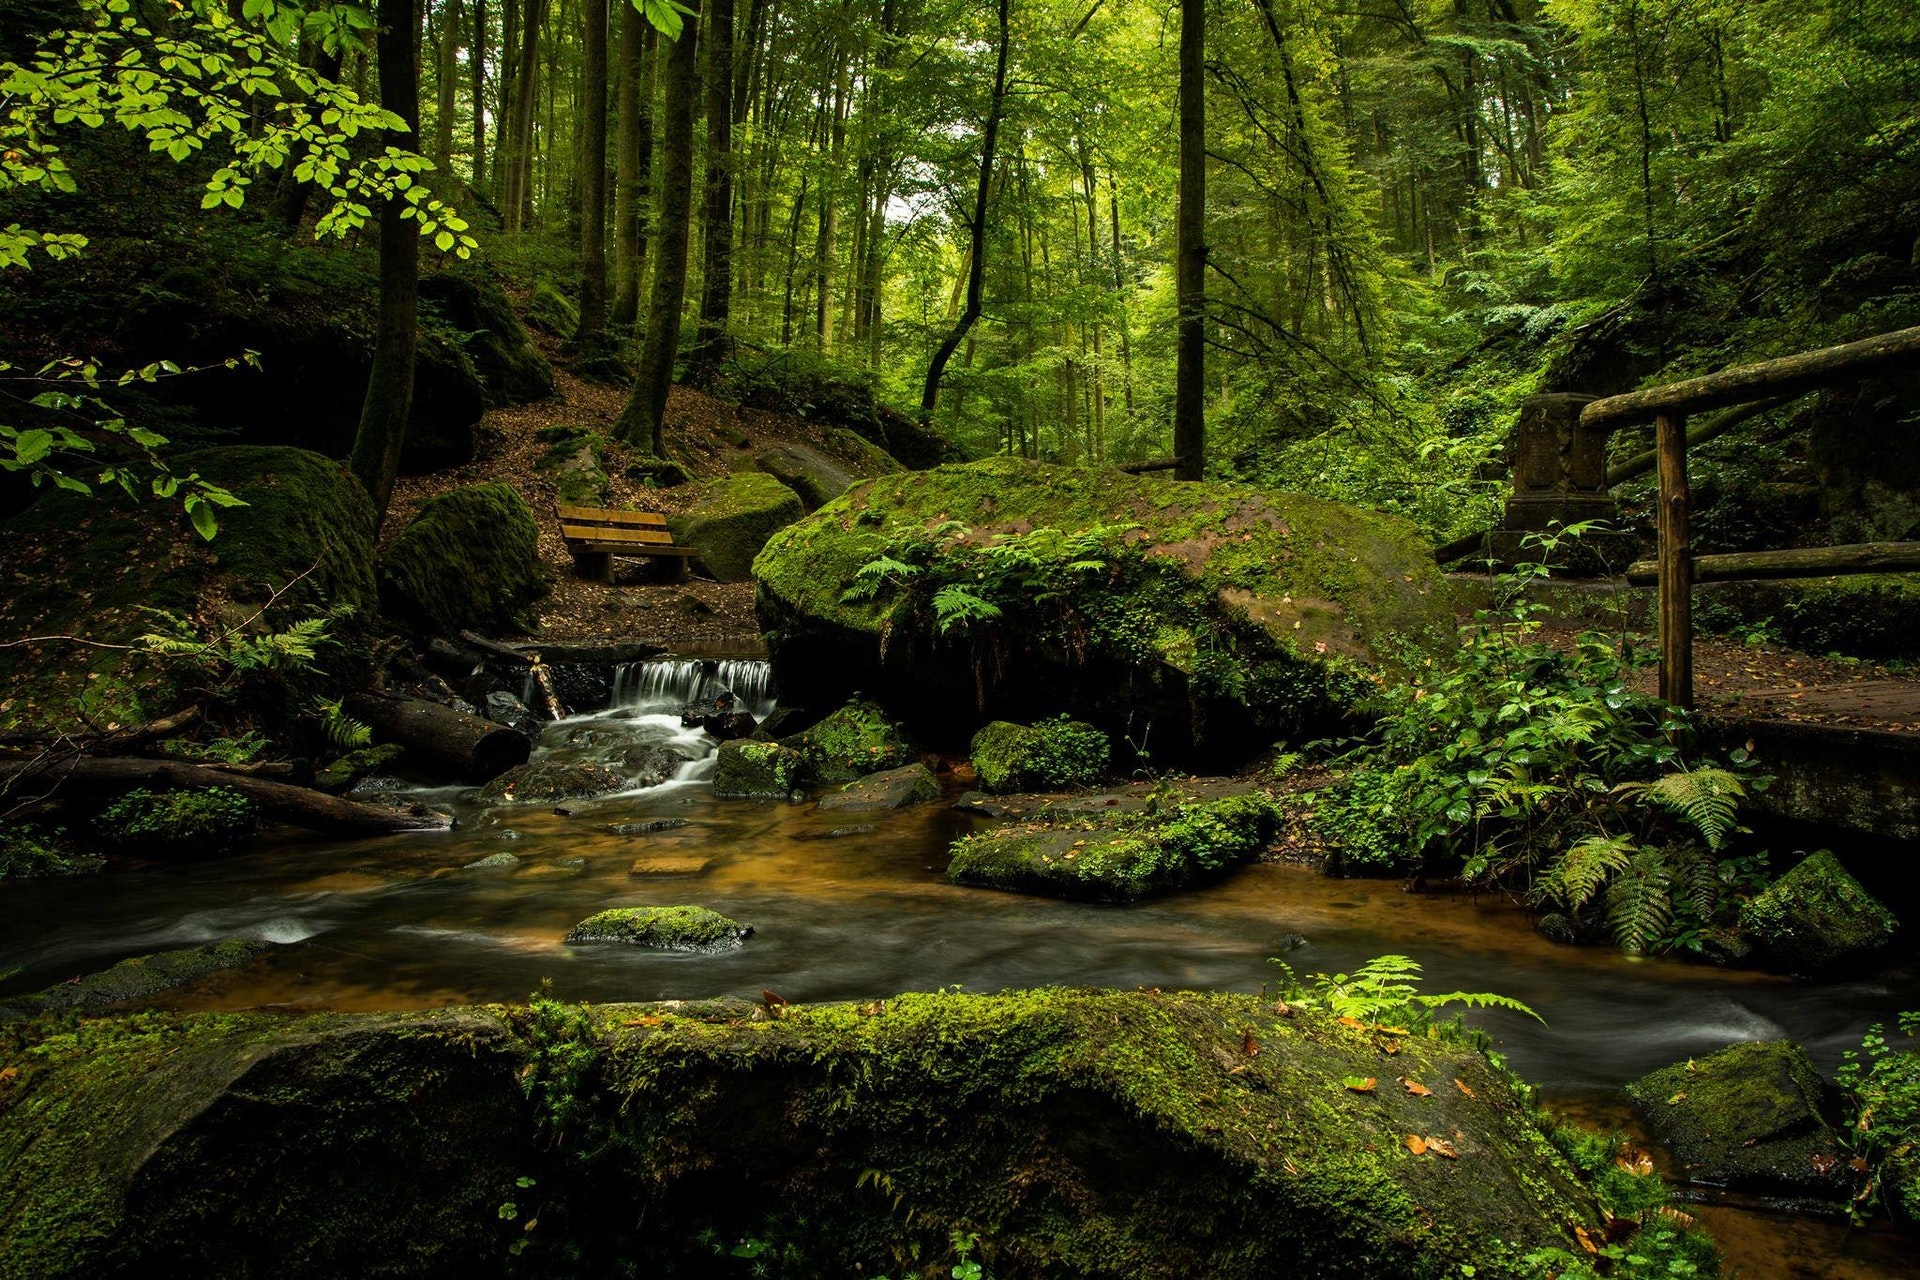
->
xmin=1656 ymin=411 xmax=1692 ymax=709
xmin=1625 ymin=541 xmax=1920 ymax=585
xmin=573 ymin=541 xmax=698 ymax=556
xmin=560 ymin=524 xmax=675 ymax=545
xmin=1581 ymin=325 xmax=1920 ymax=432
xmin=556 ymin=505 xmax=669 ymax=527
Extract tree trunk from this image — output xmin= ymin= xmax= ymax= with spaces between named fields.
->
xmin=434 ymin=0 xmax=459 ymax=174
xmin=345 ymin=691 xmax=534 ymax=781
xmin=813 ymin=50 xmax=847 ymax=349
xmin=918 ymin=0 xmax=1008 ymax=423
xmin=349 ymin=0 xmax=423 ymax=525
xmin=688 ymin=0 xmax=736 ymax=380
xmin=570 ymin=0 xmax=610 ymax=345
xmin=469 ymin=0 xmax=487 ymax=190
xmin=504 ymin=0 xmax=542 ymax=229
xmin=1172 ymin=0 xmax=1205 ymax=481
xmin=613 ymin=1 xmax=702 ymax=456
xmin=611 ymin=9 xmax=656 ymax=328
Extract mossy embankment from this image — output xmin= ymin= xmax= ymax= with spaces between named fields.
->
xmin=0 ymin=989 xmax=1614 ymax=1278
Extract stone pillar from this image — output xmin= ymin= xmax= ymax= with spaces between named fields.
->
xmin=1486 ymin=392 xmax=1637 ymax=573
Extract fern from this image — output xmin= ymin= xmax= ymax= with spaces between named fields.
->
xmin=1271 ymin=953 xmax=1542 ymax=1028
xmin=1605 ymin=846 xmax=1675 ymax=954
xmin=1664 ymin=843 xmax=1721 ymax=924
xmin=1539 ymin=833 xmax=1634 ymax=912
xmin=317 ymin=699 xmax=373 ymax=751
xmin=1621 ymin=767 xmax=1745 ymax=852
xmin=841 ymin=555 xmax=922 ymax=603
xmin=931 ymin=585 xmax=1002 ymax=633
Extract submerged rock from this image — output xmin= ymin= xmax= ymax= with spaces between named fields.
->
xmin=0 ymin=990 xmax=1625 ymax=1277
xmin=611 ymin=743 xmax=690 ymax=790
xmin=668 ymin=472 xmax=805 ymax=582
xmin=607 ymin=818 xmax=691 ymax=836
xmin=754 ymin=457 xmax=1454 ymax=767
xmin=1626 ymin=1040 xmax=1850 ymax=1200
xmin=564 ymin=905 xmax=752 ymax=951
xmin=947 ymin=792 xmax=1284 ymax=903
xmin=970 ymin=717 xmax=1110 ymax=793
xmin=380 ymin=483 xmax=547 ymax=636
xmin=1739 ymin=850 xmax=1898 ymax=973
xmin=475 ymin=760 xmax=625 ymax=805
xmin=0 ymin=938 xmax=274 ymax=1018
xmin=817 ymin=763 xmax=939 ymax=813
xmin=463 ymin=851 xmax=520 ymax=870
xmin=628 ymin=854 xmax=716 ymax=877
xmin=712 ymin=740 xmax=811 ymax=799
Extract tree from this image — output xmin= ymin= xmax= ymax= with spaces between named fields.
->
xmin=570 ymin=0 xmax=611 ymax=348
xmin=348 ymin=0 xmax=425 ymax=523
xmin=612 ymin=0 xmax=701 ymax=457
xmin=688 ymin=0 xmax=736 ymax=379
xmin=1172 ymin=0 xmax=1204 ymax=481
xmin=611 ymin=3 xmax=656 ymax=329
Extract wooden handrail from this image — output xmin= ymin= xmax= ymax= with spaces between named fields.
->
xmin=1625 ymin=542 xmax=1920 ymax=586
xmin=1580 ymin=325 xmax=1920 ymax=432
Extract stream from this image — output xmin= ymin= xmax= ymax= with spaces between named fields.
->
xmin=2 ymin=656 xmax=1915 ymax=1277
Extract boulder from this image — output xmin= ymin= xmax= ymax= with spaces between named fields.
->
xmin=0 ymin=938 xmax=274 ymax=1018
xmin=947 ymin=792 xmax=1283 ymax=903
xmin=753 ymin=458 xmax=1455 ymax=768
xmin=611 ymin=743 xmax=689 ymax=789
xmin=0 ymin=991 xmax=1620 ymax=1277
xmin=474 ymin=760 xmax=625 ymax=805
xmin=668 ymin=472 xmax=805 ymax=582
xmin=1739 ymin=850 xmax=1899 ymax=973
xmin=625 ymin=454 xmax=693 ymax=488
xmin=380 ymin=483 xmax=547 ymax=636
xmin=711 ymin=740 xmax=810 ymax=799
xmin=1625 ymin=1040 xmax=1850 ymax=1199
xmin=483 ymin=691 xmax=540 ymax=738
xmin=532 ymin=426 xmax=610 ymax=507
xmin=416 ymin=271 xmax=554 ymax=405
xmin=0 ymin=446 xmax=378 ymax=737
xmin=313 ymin=744 xmax=407 ymax=794
xmin=970 ymin=717 xmax=1110 ymax=793
xmin=754 ymin=442 xmax=861 ymax=510
xmin=817 ymin=763 xmax=939 ymax=813
xmin=527 ymin=279 xmax=579 ymax=337
xmin=782 ymin=696 xmax=916 ymax=784
xmin=462 ymin=851 xmax=520 ymax=870
xmin=564 ymin=905 xmax=753 ymax=951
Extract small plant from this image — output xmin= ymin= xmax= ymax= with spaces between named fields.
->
xmin=95 ymin=786 xmax=256 ymax=856
xmin=1268 ymin=953 xmax=1542 ymax=1033
xmin=1837 ymin=1010 xmax=1920 ymax=1224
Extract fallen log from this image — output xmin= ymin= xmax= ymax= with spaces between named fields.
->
xmin=1624 ymin=541 xmax=1920 ymax=585
xmin=345 ymin=691 xmax=531 ymax=783
xmin=0 ymin=757 xmax=453 ymax=835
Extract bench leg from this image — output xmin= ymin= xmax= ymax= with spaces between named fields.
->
xmin=573 ymin=550 xmax=612 ymax=583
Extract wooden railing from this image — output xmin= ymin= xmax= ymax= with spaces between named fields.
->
xmin=1576 ymin=325 xmax=1920 ymax=709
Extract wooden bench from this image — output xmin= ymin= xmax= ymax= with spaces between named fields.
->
xmin=556 ymin=505 xmax=699 ymax=583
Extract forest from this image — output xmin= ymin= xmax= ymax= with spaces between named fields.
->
xmin=0 ymin=0 xmax=1917 ymax=1276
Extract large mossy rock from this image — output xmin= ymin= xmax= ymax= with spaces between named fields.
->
xmin=1739 ymin=850 xmax=1899 ymax=974
xmin=416 ymin=271 xmax=553 ymax=406
xmin=711 ymin=740 xmax=811 ymax=799
xmin=1625 ymin=1040 xmax=1849 ymax=1199
xmin=564 ymin=905 xmax=752 ymax=951
xmin=474 ymin=759 xmax=624 ymax=805
xmin=0 ymin=938 xmax=274 ymax=1019
xmin=946 ymin=790 xmax=1283 ymax=902
xmin=754 ymin=439 xmax=899 ymax=510
xmin=668 ymin=472 xmax=805 ymax=582
xmin=0 ymin=991 xmax=1612 ymax=1278
xmin=753 ymin=458 xmax=1455 ymax=766
xmin=970 ymin=717 xmax=1110 ymax=793
xmin=782 ymin=696 xmax=917 ymax=784
xmin=816 ymin=762 xmax=939 ymax=812
xmin=380 ymin=483 xmax=547 ymax=636
xmin=532 ymin=425 xmax=611 ymax=506
xmin=0 ymin=446 xmax=377 ymax=736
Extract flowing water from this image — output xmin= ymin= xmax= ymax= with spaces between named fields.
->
xmin=2 ymin=656 xmax=1915 ymax=1276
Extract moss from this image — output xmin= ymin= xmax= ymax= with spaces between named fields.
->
xmin=0 ymin=938 xmax=275 ymax=1018
xmin=1625 ymin=1040 xmax=1848 ymax=1197
xmin=0 ymin=826 xmax=104 ymax=880
xmin=564 ymin=905 xmax=754 ymax=951
xmin=782 ymin=695 xmax=916 ymax=784
xmin=625 ymin=454 xmax=693 ymax=488
xmin=417 ymin=270 xmax=553 ymax=406
xmin=1740 ymin=850 xmax=1899 ymax=973
xmin=946 ymin=791 xmax=1284 ymax=902
xmin=95 ymin=787 xmax=256 ymax=857
xmin=667 ymin=472 xmax=805 ymax=582
xmin=711 ymin=739 xmax=811 ymax=798
xmin=474 ymin=759 xmax=625 ymax=805
xmin=532 ymin=424 xmax=610 ymax=507
xmin=527 ymin=279 xmax=579 ymax=336
xmin=379 ymin=482 xmax=547 ymax=636
xmin=970 ymin=716 xmax=1110 ymax=792
xmin=312 ymin=743 xmax=406 ymax=793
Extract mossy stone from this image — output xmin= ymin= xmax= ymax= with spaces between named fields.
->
xmin=379 ymin=482 xmax=547 ymax=636
xmin=752 ymin=457 xmax=1454 ymax=766
xmin=782 ymin=696 xmax=915 ymax=784
xmin=625 ymin=454 xmax=693 ymax=488
xmin=312 ymin=744 xmax=406 ymax=793
xmin=527 ymin=279 xmax=579 ymax=337
xmin=0 ymin=938 xmax=275 ymax=1018
xmin=816 ymin=763 xmax=939 ymax=812
xmin=947 ymin=791 xmax=1283 ymax=902
xmin=564 ymin=905 xmax=753 ymax=951
xmin=1740 ymin=850 xmax=1899 ymax=973
xmin=970 ymin=717 xmax=1110 ymax=793
xmin=754 ymin=442 xmax=866 ymax=510
xmin=711 ymin=740 xmax=811 ymax=798
xmin=533 ymin=425 xmax=611 ymax=507
xmin=667 ymin=472 xmax=805 ymax=582
xmin=95 ymin=787 xmax=257 ymax=857
xmin=474 ymin=759 xmax=624 ymax=805
xmin=1625 ymin=1040 xmax=1849 ymax=1197
xmin=417 ymin=270 xmax=553 ymax=406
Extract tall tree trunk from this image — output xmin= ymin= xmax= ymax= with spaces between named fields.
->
xmin=611 ymin=10 xmax=656 ymax=328
xmin=571 ymin=0 xmax=610 ymax=345
xmin=469 ymin=0 xmax=487 ymax=191
xmin=494 ymin=0 xmax=517 ymax=196
xmin=349 ymin=0 xmax=423 ymax=525
xmin=918 ymin=0 xmax=1008 ymax=423
xmin=1172 ymin=0 xmax=1205 ymax=481
xmin=613 ymin=1 xmax=702 ymax=456
xmin=504 ymin=0 xmax=542 ymax=228
xmin=434 ymin=0 xmax=459 ymax=174
xmin=1108 ymin=172 xmax=1135 ymax=415
xmin=689 ymin=0 xmax=736 ymax=380
xmin=813 ymin=50 xmax=847 ymax=349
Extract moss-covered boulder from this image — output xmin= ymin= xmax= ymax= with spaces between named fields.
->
xmin=312 ymin=744 xmax=407 ymax=794
xmin=0 ymin=990 xmax=1625 ymax=1277
xmin=753 ymin=458 xmax=1454 ymax=767
xmin=474 ymin=759 xmax=624 ymax=805
xmin=780 ymin=695 xmax=916 ymax=784
xmin=380 ymin=482 xmax=547 ymax=636
xmin=0 ymin=938 xmax=274 ymax=1018
xmin=947 ymin=791 xmax=1283 ymax=903
xmin=754 ymin=441 xmax=889 ymax=510
xmin=971 ymin=717 xmax=1110 ymax=793
xmin=95 ymin=787 xmax=257 ymax=857
xmin=711 ymin=740 xmax=810 ymax=799
xmin=527 ymin=279 xmax=579 ymax=337
xmin=1625 ymin=1040 xmax=1850 ymax=1198
xmin=1739 ymin=850 xmax=1899 ymax=974
xmin=668 ymin=472 xmax=805 ymax=582
xmin=416 ymin=271 xmax=553 ymax=406
xmin=0 ymin=446 xmax=378 ymax=737
xmin=533 ymin=425 xmax=610 ymax=507
xmin=816 ymin=763 xmax=939 ymax=812
xmin=564 ymin=905 xmax=753 ymax=951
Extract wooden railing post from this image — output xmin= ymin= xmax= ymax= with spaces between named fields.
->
xmin=1656 ymin=411 xmax=1692 ymax=709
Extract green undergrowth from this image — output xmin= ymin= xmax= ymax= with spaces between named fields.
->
xmin=969 ymin=716 xmax=1110 ymax=792
xmin=95 ymin=786 xmax=256 ymax=856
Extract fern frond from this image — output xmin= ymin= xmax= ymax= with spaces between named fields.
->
xmin=317 ymin=699 xmax=373 ymax=751
xmin=1665 ymin=842 xmax=1720 ymax=922
xmin=1605 ymin=846 xmax=1674 ymax=954
xmin=1621 ymin=767 xmax=1745 ymax=851
xmin=1539 ymin=833 xmax=1634 ymax=912
xmin=1414 ymin=990 xmax=1546 ymax=1024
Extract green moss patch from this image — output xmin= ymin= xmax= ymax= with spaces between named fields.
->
xmin=668 ymin=472 xmax=805 ymax=582
xmin=712 ymin=740 xmax=811 ymax=798
xmin=0 ymin=938 xmax=275 ymax=1019
xmin=533 ymin=425 xmax=611 ymax=507
xmin=1740 ymin=850 xmax=1899 ymax=974
xmin=782 ymin=695 xmax=916 ymax=783
xmin=970 ymin=716 xmax=1110 ymax=792
xmin=563 ymin=905 xmax=753 ymax=951
xmin=379 ymin=482 xmax=547 ymax=636
xmin=474 ymin=759 xmax=624 ymax=805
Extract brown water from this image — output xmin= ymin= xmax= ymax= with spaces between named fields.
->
xmin=2 ymin=667 xmax=1915 ymax=1276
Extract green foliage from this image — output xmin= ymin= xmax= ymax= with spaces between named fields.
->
xmin=0 ymin=825 xmax=104 ymax=879
xmin=518 ymin=984 xmax=600 ymax=1143
xmin=968 ymin=717 xmax=1109 ymax=793
xmin=1838 ymin=1011 xmax=1920 ymax=1224
xmin=95 ymin=785 xmax=256 ymax=855
xmin=1268 ymin=954 xmax=1542 ymax=1033
xmin=1530 ymin=1125 xmax=1724 ymax=1279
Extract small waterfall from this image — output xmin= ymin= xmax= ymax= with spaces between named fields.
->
xmin=612 ymin=658 xmax=777 ymax=719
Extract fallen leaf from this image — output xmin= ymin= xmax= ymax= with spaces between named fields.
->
xmin=1404 ymin=1134 xmax=1428 ymax=1155
xmin=1242 ymin=1030 xmax=1261 ymax=1057
xmin=1655 ymin=1206 xmax=1696 ymax=1228
xmin=1337 ymin=1015 xmax=1366 ymax=1030
xmin=1614 ymin=1147 xmax=1655 ymax=1177
xmin=1666 ymin=1091 xmax=1687 ymax=1104
xmin=1401 ymin=1077 xmax=1433 ymax=1097
xmin=1811 ymin=1153 xmax=1839 ymax=1177
xmin=1574 ymin=1226 xmax=1599 ymax=1255
xmin=1453 ymin=1078 xmax=1475 ymax=1098
xmin=1426 ymin=1136 xmax=1458 ymax=1159
xmin=0 ymin=1067 xmax=16 ymax=1085
xmin=1849 ymin=1157 xmax=1871 ymax=1175
xmin=1343 ymin=1076 xmax=1378 ymax=1094
xmin=1376 ymin=1025 xmax=1411 ymax=1037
